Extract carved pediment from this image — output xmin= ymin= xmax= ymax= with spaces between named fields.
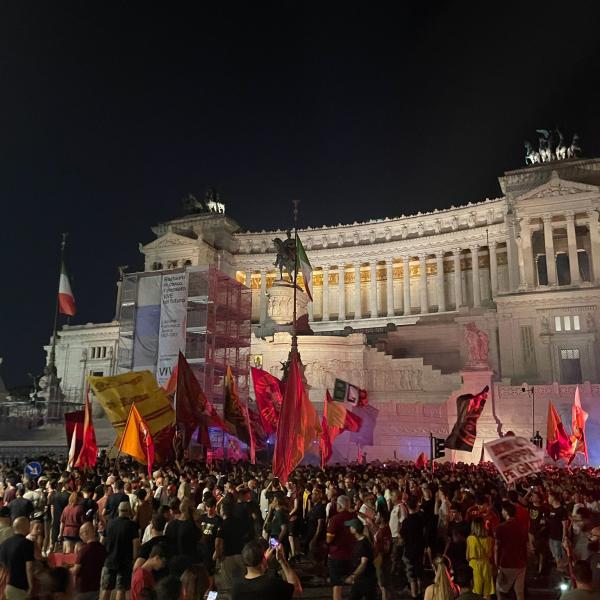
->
xmin=516 ymin=171 xmax=600 ymax=201
xmin=141 ymin=232 xmax=199 ymax=251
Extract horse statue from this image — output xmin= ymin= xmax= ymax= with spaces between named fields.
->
xmin=273 ymin=230 xmax=296 ymax=281
xmin=525 ymin=140 xmax=541 ymax=165
xmin=555 ymin=129 xmax=567 ymax=160
xmin=536 ymin=129 xmax=553 ymax=162
xmin=567 ymin=133 xmax=582 ymax=158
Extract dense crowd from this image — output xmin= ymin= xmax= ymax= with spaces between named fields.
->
xmin=0 ymin=453 xmax=599 ymax=600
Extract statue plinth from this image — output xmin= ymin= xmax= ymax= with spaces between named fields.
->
xmin=261 ymin=280 xmax=311 ymax=336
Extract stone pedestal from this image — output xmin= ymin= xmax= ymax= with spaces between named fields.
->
xmin=262 ymin=280 xmax=309 ymax=335
xmin=445 ymin=368 xmax=495 ymax=464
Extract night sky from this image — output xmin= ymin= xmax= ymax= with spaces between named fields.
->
xmin=2 ymin=3 xmax=600 ymax=387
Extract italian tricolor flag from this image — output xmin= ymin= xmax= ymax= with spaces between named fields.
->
xmin=296 ymin=235 xmax=313 ymax=301
xmin=58 ymin=263 xmax=76 ymax=316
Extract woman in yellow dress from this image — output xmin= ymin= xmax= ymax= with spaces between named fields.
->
xmin=466 ymin=517 xmax=495 ymax=599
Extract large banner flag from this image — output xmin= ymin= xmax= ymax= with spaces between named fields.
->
xmin=224 ymin=366 xmax=251 ymax=446
xmin=75 ymin=388 xmax=98 ymax=469
xmin=273 ymin=352 xmax=321 ymax=482
xmin=119 ymin=404 xmax=155 ymax=478
xmin=571 ymin=385 xmax=589 ymax=463
xmin=332 ymin=378 xmax=367 ymax=405
xmin=296 ymin=235 xmax=313 ymax=301
xmin=251 ymin=367 xmax=283 ymax=435
xmin=445 ymin=385 xmax=489 ymax=451
xmin=64 ymin=410 xmax=84 ymax=460
xmin=484 ymin=436 xmax=545 ymax=484
xmin=133 ymin=275 xmax=162 ymax=372
xmin=88 ymin=371 xmax=175 ymax=440
xmin=156 ymin=272 xmax=189 ymax=386
xmin=320 ymin=390 xmax=362 ymax=466
xmin=58 ymin=262 xmax=76 ymax=316
xmin=547 ymin=402 xmax=575 ymax=462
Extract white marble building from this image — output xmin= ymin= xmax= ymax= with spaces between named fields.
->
xmin=45 ymin=157 xmax=600 ymax=462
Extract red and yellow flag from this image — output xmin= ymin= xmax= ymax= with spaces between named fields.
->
xmin=571 ymin=386 xmax=589 ymax=463
xmin=119 ymin=404 xmax=154 ymax=477
xmin=546 ymin=402 xmax=574 ymax=462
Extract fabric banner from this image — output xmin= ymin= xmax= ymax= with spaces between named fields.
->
xmin=332 ymin=378 xmax=367 ymax=405
xmin=571 ymin=386 xmax=589 ymax=463
xmin=132 ymin=275 xmax=162 ymax=372
xmin=250 ymin=367 xmax=283 ymax=435
xmin=224 ymin=366 xmax=251 ymax=445
xmin=156 ymin=272 xmax=189 ymax=386
xmin=547 ymin=402 xmax=574 ymax=462
xmin=87 ymin=370 xmax=175 ymax=438
xmin=348 ymin=403 xmax=379 ymax=447
xmin=484 ymin=436 xmax=545 ymax=484
xmin=445 ymin=385 xmax=489 ymax=451
xmin=64 ymin=410 xmax=84 ymax=456
xmin=119 ymin=404 xmax=155 ymax=477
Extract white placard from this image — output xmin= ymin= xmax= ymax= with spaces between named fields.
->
xmin=156 ymin=272 xmax=189 ymax=386
xmin=484 ymin=436 xmax=545 ymax=484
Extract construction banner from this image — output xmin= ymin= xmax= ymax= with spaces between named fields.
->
xmin=87 ymin=370 xmax=175 ymax=438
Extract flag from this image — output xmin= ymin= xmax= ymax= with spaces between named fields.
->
xmin=547 ymin=402 xmax=574 ymax=462
xmin=251 ymin=367 xmax=283 ymax=435
xmin=64 ymin=410 xmax=84 ymax=460
xmin=75 ymin=387 xmax=97 ymax=469
xmin=445 ymin=386 xmax=489 ymax=451
xmin=224 ymin=366 xmax=251 ymax=446
xmin=415 ymin=452 xmax=428 ymax=468
xmin=58 ymin=262 xmax=76 ymax=316
xmin=571 ymin=386 xmax=589 ymax=463
xmin=320 ymin=413 xmax=332 ymax=468
xmin=296 ymin=235 xmax=313 ymax=301
xmin=67 ymin=423 xmax=79 ymax=470
xmin=174 ymin=352 xmax=225 ymax=449
xmin=332 ymin=378 xmax=367 ymax=405
xmin=326 ymin=393 xmax=363 ymax=432
xmin=348 ymin=403 xmax=379 ymax=447
xmin=119 ymin=404 xmax=155 ymax=478
xmin=273 ymin=351 xmax=321 ymax=482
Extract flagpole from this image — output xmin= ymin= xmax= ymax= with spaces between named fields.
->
xmin=49 ymin=233 xmax=68 ymax=375
xmin=291 ymin=199 xmax=299 ymax=354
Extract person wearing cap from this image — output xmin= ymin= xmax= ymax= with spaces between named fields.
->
xmin=344 ymin=517 xmax=377 ymax=600
xmin=100 ymin=501 xmax=140 ymax=600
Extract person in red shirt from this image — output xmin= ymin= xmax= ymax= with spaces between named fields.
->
xmin=466 ymin=493 xmax=500 ymax=535
xmin=130 ymin=542 xmax=169 ymax=600
xmin=494 ymin=502 xmax=528 ymax=600
xmin=326 ymin=495 xmax=355 ymax=600
xmin=59 ymin=492 xmax=86 ymax=553
xmin=507 ymin=490 xmax=530 ymax=537
xmin=72 ymin=521 xmax=107 ymax=598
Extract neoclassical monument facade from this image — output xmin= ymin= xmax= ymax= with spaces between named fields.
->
xmin=46 ymin=157 xmax=600 ymax=462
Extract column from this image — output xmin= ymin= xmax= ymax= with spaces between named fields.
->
xmin=516 ymin=236 xmax=526 ymax=288
xmin=520 ymin=219 xmax=535 ymax=287
xmin=245 ymin=270 xmax=253 ymax=288
xmin=453 ymin=249 xmax=462 ymax=309
xmin=566 ymin=212 xmax=581 ymax=284
xmin=322 ymin=265 xmax=330 ymax=321
xmin=471 ymin=245 xmax=481 ymax=307
xmin=419 ymin=255 xmax=428 ymax=313
xmin=489 ymin=242 xmax=498 ymax=297
xmin=338 ymin=264 xmax=346 ymax=321
xmin=369 ymin=262 xmax=378 ymax=318
xmin=588 ymin=210 xmax=600 ymax=282
xmin=307 ymin=299 xmax=314 ymax=322
xmin=354 ymin=263 xmax=362 ymax=319
xmin=436 ymin=252 xmax=446 ymax=312
xmin=259 ymin=269 xmax=267 ymax=324
xmin=386 ymin=258 xmax=395 ymax=317
xmin=543 ymin=214 xmax=557 ymax=285
xmin=402 ymin=256 xmax=411 ymax=315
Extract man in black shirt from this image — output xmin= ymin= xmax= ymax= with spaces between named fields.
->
xmin=8 ymin=488 xmax=33 ymax=523
xmin=100 ymin=501 xmax=140 ymax=600
xmin=547 ymin=491 xmax=569 ymax=571
xmin=199 ymin=497 xmax=222 ymax=574
xmin=400 ymin=496 xmax=425 ymax=599
xmin=51 ymin=482 xmax=70 ymax=549
xmin=134 ymin=515 xmax=168 ymax=579
xmin=344 ymin=518 xmax=377 ymax=600
xmin=0 ymin=517 xmax=34 ymax=598
xmin=306 ymin=487 xmax=327 ymax=579
xmin=231 ymin=539 xmax=300 ymax=600
xmin=103 ymin=480 xmax=129 ymax=521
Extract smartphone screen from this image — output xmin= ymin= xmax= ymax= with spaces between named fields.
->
xmin=269 ymin=536 xmax=280 ymax=548
xmin=207 ymin=592 xmax=218 ymax=600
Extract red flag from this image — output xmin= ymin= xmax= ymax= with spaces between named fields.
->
xmin=547 ymin=402 xmax=575 ymax=462
xmin=64 ymin=410 xmax=84 ymax=460
xmin=320 ymin=413 xmax=333 ymax=468
xmin=224 ymin=366 xmax=251 ymax=446
xmin=415 ymin=452 xmax=428 ymax=469
xmin=175 ymin=352 xmax=226 ymax=449
xmin=571 ymin=386 xmax=589 ymax=463
xmin=75 ymin=387 xmax=97 ymax=469
xmin=273 ymin=351 xmax=321 ymax=482
xmin=251 ymin=367 xmax=283 ymax=435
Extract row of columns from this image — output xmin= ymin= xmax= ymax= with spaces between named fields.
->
xmin=517 ymin=210 xmax=600 ymax=288
xmin=247 ymin=245 xmax=501 ymax=322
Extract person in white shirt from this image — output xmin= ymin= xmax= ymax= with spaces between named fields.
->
xmin=388 ymin=489 xmax=408 ymax=579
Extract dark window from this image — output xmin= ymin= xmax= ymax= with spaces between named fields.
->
xmin=556 ymin=253 xmax=571 ymax=286
xmin=578 ymin=251 xmax=590 ymax=282
xmin=536 ymin=255 xmax=548 ymax=285
xmin=560 ymin=349 xmax=582 ymax=384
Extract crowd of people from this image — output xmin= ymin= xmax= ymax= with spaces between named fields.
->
xmin=0 ymin=452 xmax=599 ymax=600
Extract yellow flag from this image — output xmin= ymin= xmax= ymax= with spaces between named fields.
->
xmin=87 ymin=371 xmax=175 ymax=437
xmin=326 ymin=399 xmax=348 ymax=429
xmin=119 ymin=404 xmax=150 ymax=464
